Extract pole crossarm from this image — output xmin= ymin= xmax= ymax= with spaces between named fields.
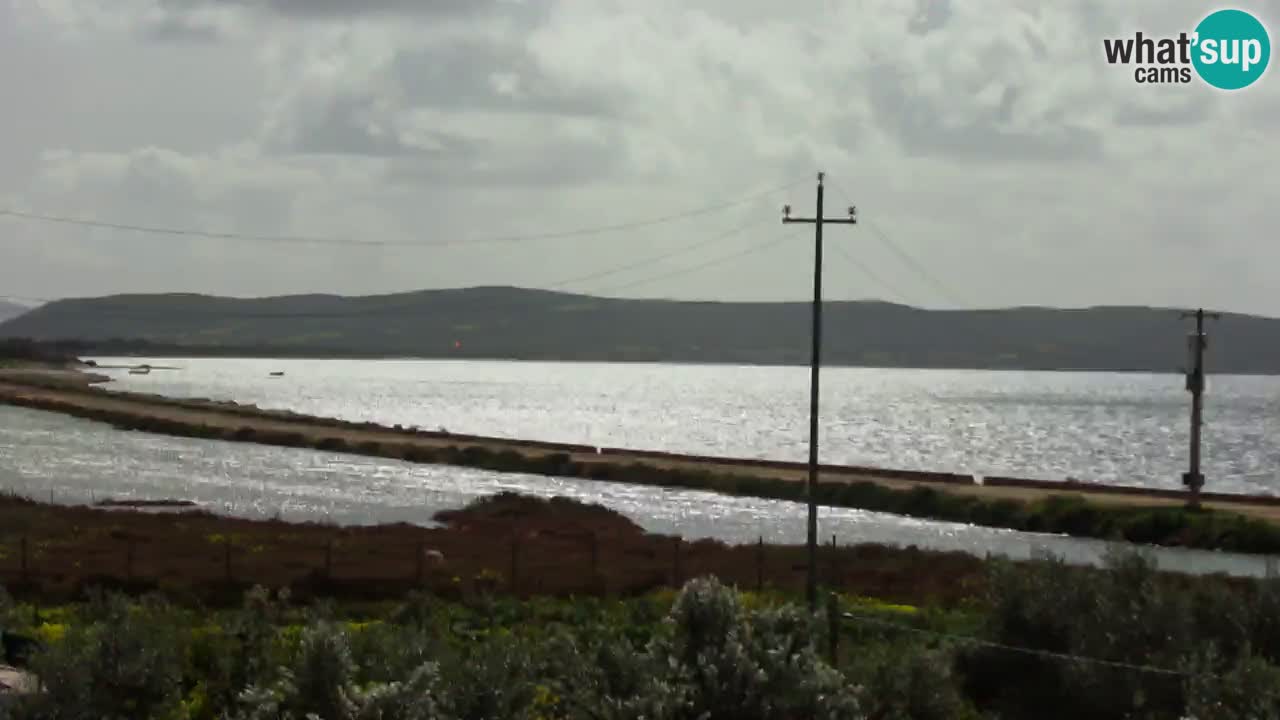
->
xmin=783 ymin=218 xmax=857 ymax=225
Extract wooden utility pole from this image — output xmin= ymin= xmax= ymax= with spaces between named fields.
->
xmin=782 ymin=172 xmax=856 ymax=612
xmin=1181 ymin=308 xmax=1220 ymax=508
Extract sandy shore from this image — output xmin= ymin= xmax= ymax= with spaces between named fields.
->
xmin=1 ymin=369 xmax=1278 ymax=525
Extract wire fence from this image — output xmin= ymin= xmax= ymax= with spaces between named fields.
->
xmin=10 ymin=479 xmax=1280 ymax=691
xmin=0 ymin=486 xmax=813 ymax=600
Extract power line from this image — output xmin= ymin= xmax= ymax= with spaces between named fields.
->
xmin=840 ymin=612 xmax=1207 ymax=679
xmin=0 ymin=230 xmax=785 ymax=325
xmin=0 ymin=218 xmax=770 ymax=319
xmin=828 ymin=241 xmax=906 ymax=304
xmin=825 ymin=179 xmax=967 ymax=307
xmin=591 ymin=231 xmax=799 ymax=296
xmin=0 ymin=179 xmax=805 ymax=250
xmin=862 ymin=219 xmax=968 ymax=306
xmin=545 ymin=215 xmax=764 ymax=290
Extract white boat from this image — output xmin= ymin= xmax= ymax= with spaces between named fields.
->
xmin=128 ymin=365 xmax=151 ymax=375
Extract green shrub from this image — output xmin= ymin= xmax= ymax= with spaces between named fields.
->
xmin=21 ymin=594 xmax=187 ymax=720
xmin=645 ymin=576 xmax=861 ymax=720
xmin=1185 ymin=654 xmax=1280 ymax=719
xmin=955 ymin=549 xmax=1280 ymax=720
xmin=852 ymin=647 xmax=977 ymax=720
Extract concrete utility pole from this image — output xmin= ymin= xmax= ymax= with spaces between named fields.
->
xmin=782 ymin=172 xmax=856 ymax=612
xmin=1181 ymin=308 xmax=1220 ymax=509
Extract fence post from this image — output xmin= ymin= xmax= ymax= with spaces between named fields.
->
xmin=672 ymin=537 xmax=682 ymax=587
xmin=415 ymin=540 xmax=424 ymax=584
xmin=510 ymin=536 xmax=519 ymax=594
xmin=826 ymin=591 xmax=840 ymax=665
xmin=830 ymin=534 xmax=838 ymax=590
xmin=756 ymin=536 xmax=764 ymax=592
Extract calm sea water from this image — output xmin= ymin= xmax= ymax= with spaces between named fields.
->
xmin=1 ymin=404 xmax=1274 ymax=577
xmin=92 ymin=358 xmax=1280 ymax=494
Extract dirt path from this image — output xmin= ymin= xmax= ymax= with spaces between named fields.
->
xmin=3 ymin=373 xmax=1279 ymax=524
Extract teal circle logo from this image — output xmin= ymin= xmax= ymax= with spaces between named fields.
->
xmin=1192 ymin=9 xmax=1271 ymax=90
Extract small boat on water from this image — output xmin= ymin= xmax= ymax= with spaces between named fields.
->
xmin=128 ymin=365 xmax=151 ymax=375
xmin=269 ymin=371 xmax=285 ymax=377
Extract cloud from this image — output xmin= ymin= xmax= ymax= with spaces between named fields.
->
xmin=1 ymin=0 xmax=1278 ymax=316
xmin=163 ymin=0 xmax=505 ymax=20
xmin=865 ymin=69 xmax=1104 ymax=163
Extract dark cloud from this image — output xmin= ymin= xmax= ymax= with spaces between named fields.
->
xmin=138 ymin=15 xmax=224 ymax=44
xmin=142 ymin=0 xmax=546 ymax=42
xmin=908 ymin=0 xmax=952 ymax=35
xmin=866 ymin=68 xmax=1103 ymax=163
xmin=1021 ymin=27 xmax=1048 ymax=61
xmin=261 ymin=39 xmax=619 ymax=161
xmin=1113 ymin=100 xmax=1211 ymax=127
xmin=158 ymin=0 xmax=498 ymax=19
xmin=383 ymin=130 xmax=621 ymax=188
xmin=269 ymin=91 xmax=425 ymax=157
xmin=391 ymin=42 xmax=615 ymax=118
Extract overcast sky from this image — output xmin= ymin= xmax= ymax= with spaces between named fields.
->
xmin=1 ymin=0 xmax=1278 ymax=314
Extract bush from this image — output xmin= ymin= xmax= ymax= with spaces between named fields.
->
xmin=1185 ymin=654 xmax=1280 ymax=719
xmin=641 ymin=576 xmax=862 ymax=720
xmin=236 ymin=622 xmax=362 ymax=720
xmin=957 ymin=549 xmax=1275 ymax=720
xmin=853 ymin=648 xmax=976 ymax=720
xmin=20 ymin=594 xmax=186 ymax=720
xmin=16 ymin=566 xmax=1280 ymax=720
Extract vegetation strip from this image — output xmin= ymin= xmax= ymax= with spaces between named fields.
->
xmin=0 ymin=491 xmax=985 ymax=608
xmin=5 ymin=386 xmax=1280 ymax=555
xmin=4 ymin=549 xmax=1280 ymax=719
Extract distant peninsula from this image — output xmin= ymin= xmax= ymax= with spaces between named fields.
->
xmin=2 ymin=286 xmax=1278 ymax=374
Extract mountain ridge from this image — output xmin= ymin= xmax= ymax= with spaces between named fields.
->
xmin=2 ymin=286 xmax=1277 ymax=374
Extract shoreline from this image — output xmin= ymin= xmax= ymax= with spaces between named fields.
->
xmin=4 ymin=366 xmax=1261 ymax=506
xmin=79 ymin=350 xmax=1274 ymax=376
xmin=4 ymin=369 xmax=1280 ymax=554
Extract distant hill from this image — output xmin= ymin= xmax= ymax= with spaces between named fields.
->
xmin=1 ymin=286 xmax=1277 ymax=374
xmin=0 ymin=299 xmax=30 ymax=324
